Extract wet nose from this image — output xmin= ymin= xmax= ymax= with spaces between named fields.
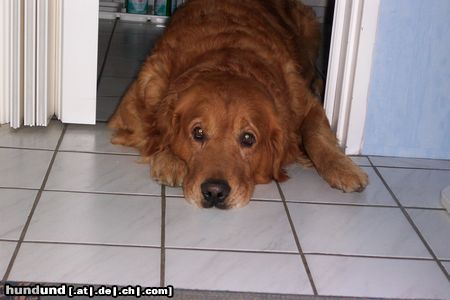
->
xmin=201 ymin=179 xmax=231 ymax=205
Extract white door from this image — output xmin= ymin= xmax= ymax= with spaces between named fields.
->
xmin=0 ymin=0 xmax=98 ymax=128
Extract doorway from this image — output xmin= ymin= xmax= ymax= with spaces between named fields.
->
xmin=96 ymin=19 xmax=165 ymax=121
xmin=94 ymin=0 xmax=336 ymax=122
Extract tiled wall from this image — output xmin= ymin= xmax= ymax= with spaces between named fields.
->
xmin=363 ymin=0 xmax=450 ymax=159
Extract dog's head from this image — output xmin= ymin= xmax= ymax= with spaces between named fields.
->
xmin=146 ymin=72 xmax=297 ymax=208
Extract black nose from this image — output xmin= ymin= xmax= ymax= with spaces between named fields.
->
xmin=201 ymin=179 xmax=231 ymax=205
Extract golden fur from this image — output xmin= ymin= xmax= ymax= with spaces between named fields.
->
xmin=108 ymin=0 xmax=368 ymax=208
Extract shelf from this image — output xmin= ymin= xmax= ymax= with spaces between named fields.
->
xmin=99 ymin=11 xmax=169 ymax=24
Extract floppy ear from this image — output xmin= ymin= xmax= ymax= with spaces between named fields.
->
xmin=270 ymin=126 xmax=289 ymax=182
xmin=270 ymin=120 xmax=303 ymax=182
xmin=142 ymin=92 xmax=179 ymax=157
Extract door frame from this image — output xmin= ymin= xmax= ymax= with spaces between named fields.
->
xmin=60 ymin=0 xmax=98 ymax=124
xmin=324 ymin=0 xmax=380 ymax=154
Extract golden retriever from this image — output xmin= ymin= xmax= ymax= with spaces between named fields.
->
xmin=108 ymin=0 xmax=369 ymax=209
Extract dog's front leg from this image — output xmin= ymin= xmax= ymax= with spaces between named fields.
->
xmin=300 ymin=101 xmax=368 ymax=192
xmin=149 ymin=149 xmax=187 ymax=187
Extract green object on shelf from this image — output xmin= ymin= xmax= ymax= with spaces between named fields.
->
xmin=154 ymin=0 xmax=172 ymax=16
xmin=127 ymin=0 xmax=148 ymax=14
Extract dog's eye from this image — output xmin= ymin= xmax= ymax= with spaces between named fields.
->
xmin=192 ymin=126 xmax=205 ymax=142
xmin=240 ymin=132 xmax=256 ymax=147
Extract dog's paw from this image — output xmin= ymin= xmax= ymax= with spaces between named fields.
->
xmin=150 ymin=151 xmax=187 ymax=187
xmin=320 ymin=158 xmax=369 ymax=192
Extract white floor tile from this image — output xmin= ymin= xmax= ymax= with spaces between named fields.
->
xmin=98 ymin=76 xmax=134 ymax=97
xmin=0 ymin=149 xmax=53 ymax=189
xmin=108 ymin=33 xmax=155 ymax=60
xmin=307 ymin=255 xmax=450 ymax=299
xmin=443 ymin=261 xmax=450 ymax=274
xmin=379 ymin=168 xmax=450 ymax=208
xmin=350 ymin=156 xmax=371 ymax=166
xmin=45 ymin=152 xmax=160 ymax=195
xmin=252 ymin=182 xmax=282 ymax=200
xmin=0 ymin=189 xmax=37 ymax=240
xmin=281 ymin=165 xmax=395 ymax=206
xmin=165 ymin=198 xmax=296 ymax=252
xmin=165 ymin=186 xmax=184 ymax=197
xmin=370 ymin=156 xmax=450 ymax=170
xmin=288 ymin=203 xmax=430 ymax=258
xmin=408 ymin=209 xmax=450 ymax=260
xmin=25 ymin=192 xmax=161 ymax=247
xmin=0 ymin=241 xmax=16 ymax=279
xmin=97 ymin=97 xmax=122 ymax=122
xmin=98 ymin=54 xmax=106 ymax=76
xmin=8 ymin=243 xmax=160 ymax=286
xmin=102 ymin=58 xmax=142 ymax=78
xmin=165 ymin=249 xmax=312 ymax=294
xmin=98 ymin=34 xmax=110 ymax=59
xmin=0 ymin=121 xmax=63 ymax=150
xmin=60 ymin=124 xmax=138 ymax=155
xmin=98 ymin=19 xmax=115 ymax=34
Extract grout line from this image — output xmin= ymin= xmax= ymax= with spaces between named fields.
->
xmin=0 ymin=187 xmax=39 ymax=192
xmin=368 ymin=157 xmax=450 ymax=281
xmin=165 ymin=194 xmax=281 ymax=202
xmin=1 ymin=145 xmax=447 ymax=171
xmin=42 ymin=189 xmax=161 ymax=198
xmin=19 ymin=240 xmax=160 ymax=250
xmin=2 ymin=124 xmax=68 ymax=282
xmin=3 ymin=238 xmax=442 ymax=262
xmin=372 ymin=165 xmax=450 ymax=171
xmin=165 ymin=247 xmax=299 ymax=255
xmin=160 ymin=185 xmax=166 ymax=287
xmin=147 ymin=245 xmax=450 ymax=261
xmin=0 ymin=146 xmax=54 ymax=152
xmin=275 ymin=181 xmax=318 ymax=296
xmin=167 ymin=194 xmax=404 ymax=209
xmin=284 ymin=201 xmax=398 ymax=209
xmin=0 ymin=239 xmax=17 ymax=243
xmin=97 ymin=18 xmax=118 ymax=87
xmin=57 ymin=149 xmax=139 ymax=157
xmin=1 ymin=186 xmax=445 ymax=211
xmin=403 ymin=206 xmax=447 ymax=211
xmin=304 ymin=252 xmax=435 ymax=261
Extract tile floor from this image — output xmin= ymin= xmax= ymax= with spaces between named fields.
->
xmin=96 ymin=19 xmax=164 ymax=121
xmin=0 ymin=19 xmax=449 ymax=299
xmin=1 ymin=122 xmax=449 ymax=299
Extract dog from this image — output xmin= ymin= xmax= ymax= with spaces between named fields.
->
xmin=108 ymin=0 xmax=369 ymax=209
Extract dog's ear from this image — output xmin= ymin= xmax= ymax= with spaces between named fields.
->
xmin=270 ymin=126 xmax=289 ymax=182
xmin=142 ymin=92 xmax=178 ymax=157
xmin=253 ymin=118 xmax=290 ymax=183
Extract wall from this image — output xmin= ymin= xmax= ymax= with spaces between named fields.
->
xmin=362 ymin=0 xmax=450 ymax=159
